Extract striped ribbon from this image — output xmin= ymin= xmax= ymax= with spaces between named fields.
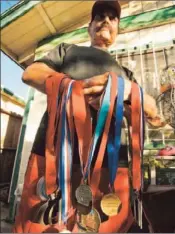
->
xmin=107 ymin=76 xmax=125 ymax=189
xmin=59 ymin=81 xmax=74 ymax=224
xmin=84 ymin=75 xmax=112 ymax=180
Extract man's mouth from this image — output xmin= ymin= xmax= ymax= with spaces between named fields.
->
xmin=97 ymin=25 xmax=111 ymax=32
xmin=101 ymin=26 xmax=109 ymax=30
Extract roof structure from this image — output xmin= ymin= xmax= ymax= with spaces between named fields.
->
xmin=0 ymin=1 xmax=100 ymax=67
xmin=0 ymin=0 xmax=134 ymax=68
xmin=1 ymin=1 xmax=175 ymax=68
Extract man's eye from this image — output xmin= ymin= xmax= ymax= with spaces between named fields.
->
xmin=109 ymin=16 xmax=117 ymax=21
xmin=95 ymin=14 xmax=104 ymax=21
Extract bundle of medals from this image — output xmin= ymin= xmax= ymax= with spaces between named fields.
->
xmin=34 ymin=72 xmax=144 ymax=233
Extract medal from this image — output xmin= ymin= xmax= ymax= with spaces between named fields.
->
xmin=100 ymin=193 xmax=121 ymax=216
xmin=75 ymin=182 xmax=92 ymax=215
xmin=75 ymin=183 xmax=92 ymax=207
xmin=78 ymin=208 xmax=101 ymax=233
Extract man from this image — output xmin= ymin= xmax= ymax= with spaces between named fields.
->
xmin=22 ymin=1 xmax=157 ymax=119
xmin=20 ymin=0 xmax=161 ymax=232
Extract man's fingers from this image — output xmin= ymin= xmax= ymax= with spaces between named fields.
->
xmin=83 ymin=72 xmax=109 ymax=88
xmin=146 ymin=116 xmax=166 ymax=127
xmin=83 ymin=85 xmax=105 ymax=95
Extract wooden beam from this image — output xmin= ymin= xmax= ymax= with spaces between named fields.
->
xmin=18 ymin=47 xmax=35 ymax=64
xmin=36 ymin=4 xmax=57 ymax=35
xmin=1 ymin=43 xmax=18 ymax=61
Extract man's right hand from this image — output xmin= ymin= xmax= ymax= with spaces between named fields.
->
xmin=83 ymin=72 xmax=109 ymax=95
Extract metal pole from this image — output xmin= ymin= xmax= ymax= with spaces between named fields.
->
xmin=139 ymin=30 xmax=149 ymax=144
xmin=151 ymin=28 xmax=165 ymax=145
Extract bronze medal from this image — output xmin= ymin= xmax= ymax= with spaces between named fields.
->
xmin=75 ymin=184 xmax=92 ymax=208
xmin=78 ymin=208 xmax=101 ymax=233
xmin=100 ymin=193 xmax=121 ymax=217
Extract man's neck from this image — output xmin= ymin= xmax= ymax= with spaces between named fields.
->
xmin=91 ymin=43 xmax=109 ymax=52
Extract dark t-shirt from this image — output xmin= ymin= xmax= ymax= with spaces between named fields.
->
xmin=32 ymin=43 xmax=136 ymax=167
xmin=36 ymin=43 xmax=135 ymax=81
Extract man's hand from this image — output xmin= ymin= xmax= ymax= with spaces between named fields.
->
xmin=83 ymin=73 xmax=132 ymax=110
xmin=83 ymin=72 xmax=109 ymax=95
xmin=82 ymin=73 xmax=166 ymax=128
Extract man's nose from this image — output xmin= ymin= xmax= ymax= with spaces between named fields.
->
xmin=103 ymin=15 xmax=111 ymax=24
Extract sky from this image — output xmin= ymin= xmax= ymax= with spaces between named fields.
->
xmin=1 ymin=0 xmax=28 ymax=100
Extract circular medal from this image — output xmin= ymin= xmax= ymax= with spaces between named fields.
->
xmin=78 ymin=208 xmax=101 ymax=233
xmin=100 ymin=193 xmax=121 ymax=216
xmin=75 ymin=184 xmax=92 ymax=207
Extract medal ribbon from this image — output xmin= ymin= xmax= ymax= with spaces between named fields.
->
xmin=45 ymin=73 xmax=68 ymax=195
xmin=83 ymin=76 xmax=112 ymax=181
xmin=107 ymin=76 xmax=125 ymax=189
xmin=90 ymin=72 xmax=117 ymax=197
xmin=71 ymin=82 xmax=92 ymax=175
xmin=59 ymin=81 xmax=74 ymax=224
xmin=131 ymin=82 xmax=144 ymax=191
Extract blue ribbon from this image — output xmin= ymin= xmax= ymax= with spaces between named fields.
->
xmin=59 ymin=82 xmax=73 ymax=223
xmin=107 ymin=76 xmax=124 ymax=187
xmin=84 ymin=75 xmax=112 ymax=180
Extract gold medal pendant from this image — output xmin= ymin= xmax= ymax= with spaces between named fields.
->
xmin=77 ymin=208 xmax=101 ymax=233
xmin=100 ymin=193 xmax=121 ymax=217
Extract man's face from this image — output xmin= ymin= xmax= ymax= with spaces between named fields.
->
xmin=88 ymin=6 xmax=119 ymax=47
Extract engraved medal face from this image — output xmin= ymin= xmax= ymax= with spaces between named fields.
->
xmin=100 ymin=193 xmax=121 ymax=217
xmin=77 ymin=208 xmax=101 ymax=233
xmin=75 ymin=184 xmax=92 ymax=207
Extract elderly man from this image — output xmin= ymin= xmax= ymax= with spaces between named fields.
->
xmin=20 ymin=0 xmax=160 ymax=233
xmin=23 ymin=1 xmax=157 ymax=119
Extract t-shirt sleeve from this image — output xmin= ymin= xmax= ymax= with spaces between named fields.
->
xmin=122 ymin=66 xmax=137 ymax=83
xmin=34 ymin=43 xmax=71 ymax=72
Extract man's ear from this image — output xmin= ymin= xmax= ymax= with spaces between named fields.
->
xmin=88 ymin=23 xmax=91 ymax=35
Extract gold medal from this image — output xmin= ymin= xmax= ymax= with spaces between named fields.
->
xmin=78 ymin=208 xmax=101 ymax=233
xmin=100 ymin=193 xmax=121 ymax=216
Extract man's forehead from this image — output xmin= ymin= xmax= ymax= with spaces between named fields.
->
xmin=95 ymin=5 xmax=118 ymax=16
